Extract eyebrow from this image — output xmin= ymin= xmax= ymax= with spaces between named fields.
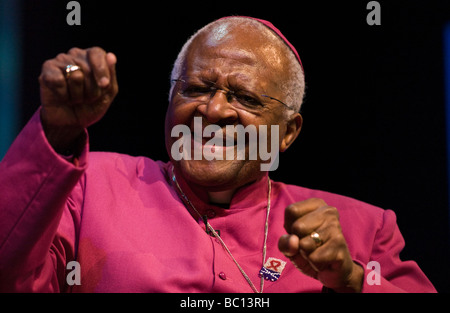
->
xmin=185 ymin=72 xmax=256 ymax=91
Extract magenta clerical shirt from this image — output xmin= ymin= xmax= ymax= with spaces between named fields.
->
xmin=0 ymin=109 xmax=436 ymax=292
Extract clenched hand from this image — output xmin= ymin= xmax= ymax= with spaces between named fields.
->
xmin=278 ymin=198 xmax=364 ymax=292
xmin=39 ymin=47 xmax=118 ymax=153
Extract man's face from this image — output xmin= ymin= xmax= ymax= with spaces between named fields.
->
xmin=165 ymin=24 xmax=294 ymax=191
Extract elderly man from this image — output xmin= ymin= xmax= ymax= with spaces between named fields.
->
xmin=0 ymin=16 xmax=435 ymax=293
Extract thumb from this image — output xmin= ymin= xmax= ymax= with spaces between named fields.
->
xmin=103 ymin=52 xmax=118 ymax=97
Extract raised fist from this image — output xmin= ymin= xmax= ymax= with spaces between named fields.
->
xmin=38 ymin=47 xmax=118 ymax=153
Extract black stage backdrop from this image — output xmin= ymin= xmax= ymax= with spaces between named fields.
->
xmin=18 ymin=0 xmax=450 ymax=292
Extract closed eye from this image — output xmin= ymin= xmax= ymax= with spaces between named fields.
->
xmin=180 ymin=85 xmax=213 ymax=97
xmin=234 ymin=93 xmax=264 ymax=107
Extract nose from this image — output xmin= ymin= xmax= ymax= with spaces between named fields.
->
xmin=197 ymin=89 xmax=238 ymax=125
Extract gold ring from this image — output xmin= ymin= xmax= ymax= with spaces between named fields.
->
xmin=310 ymin=231 xmax=323 ymax=247
xmin=65 ymin=64 xmax=81 ymax=78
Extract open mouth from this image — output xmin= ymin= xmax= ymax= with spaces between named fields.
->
xmin=170 ymin=118 xmax=279 ymax=170
xmin=191 ymin=132 xmax=242 ymax=156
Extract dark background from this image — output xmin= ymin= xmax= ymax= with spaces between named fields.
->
xmin=17 ymin=0 xmax=450 ymax=292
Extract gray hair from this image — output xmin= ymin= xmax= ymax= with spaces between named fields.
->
xmin=169 ymin=17 xmax=305 ymax=117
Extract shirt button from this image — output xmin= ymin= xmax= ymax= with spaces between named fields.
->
xmin=218 ymin=272 xmax=227 ymax=280
xmin=206 ymin=209 xmax=216 ymax=218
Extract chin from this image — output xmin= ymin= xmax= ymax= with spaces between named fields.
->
xmin=176 ymin=158 xmax=263 ymax=191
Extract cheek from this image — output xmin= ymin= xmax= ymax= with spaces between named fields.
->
xmin=253 ymin=116 xmax=286 ymax=149
xmin=164 ymin=101 xmax=196 ymax=149
xmin=165 ymin=99 xmax=198 ymax=133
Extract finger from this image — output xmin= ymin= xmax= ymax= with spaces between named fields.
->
xmin=66 ymin=67 xmax=85 ymax=104
xmin=106 ymin=52 xmax=117 ymax=71
xmin=298 ymin=230 xmax=328 ymax=254
xmin=104 ymin=52 xmax=118 ymax=97
xmin=307 ymin=241 xmax=345 ymax=273
xmin=39 ymin=60 xmax=68 ymax=102
xmin=289 ymin=248 xmax=320 ymax=278
xmin=296 ymin=206 xmax=341 ymax=252
xmin=54 ymin=49 xmax=90 ymax=103
xmin=64 ymin=52 xmax=100 ymax=102
xmin=292 ymin=204 xmax=340 ymax=237
xmin=284 ymin=198 xmax=328 ymax=234
xmin=290 ymin=211 xmax=325 ymax=239
xmin=278 ymin=234 xmax=300 ymax=257
xmin=299 ymin=249 xmax=321 ymax=273
xmin=278 ymin=234 xmax=321 ymax=277
xmin=87 ymin=47 xmax=110 ymax=88
xmin=277 ymin=234 xmax=318 ymax=277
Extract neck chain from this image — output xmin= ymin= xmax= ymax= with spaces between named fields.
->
xmin=170 ymin=166 xmax=272 ymax=293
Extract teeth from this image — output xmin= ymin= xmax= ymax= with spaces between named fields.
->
xmin=192 ymin=134 xmax=235 ymax=147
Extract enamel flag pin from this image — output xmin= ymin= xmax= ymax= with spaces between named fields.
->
xmin=259 ymin=257 xmax=287 ymax=282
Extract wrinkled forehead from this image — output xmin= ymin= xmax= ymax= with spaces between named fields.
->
xmin=186 ymin=22 xmax=289 ymax=76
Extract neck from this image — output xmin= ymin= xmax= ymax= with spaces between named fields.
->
xmin=208 ymin=189 xmax=235 ymax=204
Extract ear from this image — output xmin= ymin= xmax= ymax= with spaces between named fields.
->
xmin=280 ymin=113 xmax=302 ymax=152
